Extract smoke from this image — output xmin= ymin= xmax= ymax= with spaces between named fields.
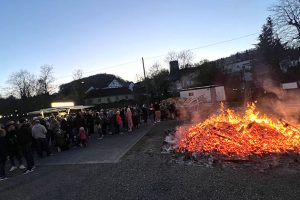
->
xmin=259 ymin=78 xmax=300 ymax=124
xmin=174 ymin=100 xmax=219 ymax=124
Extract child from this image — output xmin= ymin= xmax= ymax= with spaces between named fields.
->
xmin=79 ymin=127 xmax=87 ymax=147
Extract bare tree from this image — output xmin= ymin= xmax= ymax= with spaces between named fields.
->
xmin=164 ymin=51 xmax=178 ymax=63
xmin=7 ymin=70 xmax=36 ymax=98
xmin=135 ymin=74 xmax=144 ymax=82
xmin=36 ymin=64 xmax=55 ymax=95
xmin=270 ymin=0 xmax=300 ymax=46
xmin=178 ymin=50 xmax=194 ymax=68
xmin=164 ymin=50 xmax=194 ymax=69
xmin=148 ymin=62 xmax=163 ymax=78
xmin=72 ymin=69 xmax=84 ymax=80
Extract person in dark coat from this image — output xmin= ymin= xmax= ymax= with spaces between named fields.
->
xmin=154 ymin=101 xmax=161 ymax=123
xmin=100 ymin=111 xmax=108 ymax=136
xmin=86 ymin=112 xmax=94 ymax=135
xmin=0 ymin=127 xmax=8 ymax=180
xmin=5 ymin=121 xmax=25 ymax=172
xmin=18 ymin=118 xmax=35 ymax=173
xmin=142 ymin=104 xmax=148 ymax=124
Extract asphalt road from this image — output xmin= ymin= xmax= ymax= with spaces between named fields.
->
xmin=1 ymin=121 xmax=300 ymax=200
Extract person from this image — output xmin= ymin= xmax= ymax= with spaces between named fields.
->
xmin=49 ymin=116 xmax=60 ymax=146
xmin=5 ymin=121 xmax=25 ymax=171
xmin=0 ymin=127 xmax=8 ymax=181
xmin=79 ymin=127 xmax=87 ymax=147
xmin=100 ymin=111 xmax=108 ymax=136
xmin=126 ymin=108 xmax=133 ymax=132
xmin=18 ymin=118 xmax=35 ymax=174
xmin=120 ymin=107 xmax=127 ymax=132
xmin=169 ymin=103 xmax=176 ymax=120
xmin=86 ymin=112 xmax=94 ymax=135
xmin=95 ymin=112 xmax=103 ymax=140
xmin=154 ymin=101 xmax=161 ymax=123
xmin=142 ymin=104 xmax=148 ymax=124
xmin=32 ymin=119 xmax=51 ymax=158
xmin=115 ymin=111 xmax=123 ymax=134
xmin=132 ymin=107 xmax=140 ymax=129
xmin=149 ymin=103 xmax=155 ymax=123
xmin=108 ymin=110 xmax=115 ymax=134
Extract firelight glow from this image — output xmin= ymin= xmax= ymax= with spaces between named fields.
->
xmin=176 ymin=103 xmax=300 ymax=158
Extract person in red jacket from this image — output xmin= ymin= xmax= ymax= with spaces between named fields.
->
xmin=115 ymin=111 xmax=123 ymax=134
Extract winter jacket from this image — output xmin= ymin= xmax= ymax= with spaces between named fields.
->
xmin=116 ymin=114 xmax=122 ymax=126
xmin=5 ymin=129 xmax=19 ymax=152
xmin=32 ymin=123 xmax=47 ymax=139
xmin=17 ymin=123 xmax=32 ymax=145
xmin=79 ymin=130 xmax=87 ymax=140
xmin=0 ymin=136 xmax=7 ymax=157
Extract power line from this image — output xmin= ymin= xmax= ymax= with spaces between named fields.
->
xmin=143 ymin=32 xmax=259 ymax=60
xmin=55 ymin=59 xmax=141 ymax=80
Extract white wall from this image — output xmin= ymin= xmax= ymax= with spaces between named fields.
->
xmin=180 ymin=86 xmax=226 ymax=102
xmin=85 ymin=94 xmax=134 ymax=105
xmin=282 ymin=82 xmax=298 ymax=90
xmin=215 ymin=86 xmax=226 ymax=101
xmin=180 ymin=88 xmax=212 ymax=102
xmin=224 ymin=60 xmax=251 ymax=73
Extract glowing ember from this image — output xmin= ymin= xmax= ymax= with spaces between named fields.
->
xmin=176 ymin=103 xmax=300 ymax=159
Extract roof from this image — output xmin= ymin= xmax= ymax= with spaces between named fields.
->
xmin=180 ymin=85 xmax=222 ymax=91
xmin=85 ymin=87 xmax=133 ymax=99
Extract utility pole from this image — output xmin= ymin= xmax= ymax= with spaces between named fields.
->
xmin=142 ymin=57 xmax=150 ymax=105
xmin=142 ymin=57 xmax=146 ymax=79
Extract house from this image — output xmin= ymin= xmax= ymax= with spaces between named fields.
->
xmin=84 ymin=79 xmax=134 ymax=105
xmin=85 ymin=87 xmax=134 ymax=105
xmin=280 ymin=57 xmax=300 ymax=73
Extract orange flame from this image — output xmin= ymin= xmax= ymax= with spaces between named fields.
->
xmin=177 ymin=103 xmax=300 ymax=158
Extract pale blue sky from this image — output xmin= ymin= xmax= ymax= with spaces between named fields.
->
xmin=0 ymin=0 xmax=276 ymax=95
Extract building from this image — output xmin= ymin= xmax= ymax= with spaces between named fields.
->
xmin=85 ymin=87 xmax=134 ymax=105
xmin=180 ymin=85 xmax=226 ymax=102
xmin=168 ymin=61 xmax=198 ymax=92
xmin=84 ymin=79 xmax=134 ymax=105
xmin=280 ymin=57 xmax=300 ymax=73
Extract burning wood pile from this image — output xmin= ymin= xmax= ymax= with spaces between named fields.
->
xmin=163 ymin=103 xmax=300 ymax=170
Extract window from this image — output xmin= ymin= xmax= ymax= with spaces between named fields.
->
xmin=188 ymin=92 xmax=194 ymax=96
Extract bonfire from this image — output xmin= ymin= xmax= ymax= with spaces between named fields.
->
xmin=172 ymin=103 xmax=300 ymax=161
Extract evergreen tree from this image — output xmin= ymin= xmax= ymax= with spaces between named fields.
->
xmin=256 ymin=17 xmax=286 ymax=74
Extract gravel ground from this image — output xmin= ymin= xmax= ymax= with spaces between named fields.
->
xmin=1 ymin=120 xmax=300 ymax=200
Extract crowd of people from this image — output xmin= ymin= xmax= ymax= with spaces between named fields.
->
xmin=0 ymin=101 xmax=177 ymax=181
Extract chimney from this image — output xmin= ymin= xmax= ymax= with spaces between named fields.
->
xmin=169 ymin=60 xmax=180 ymax=81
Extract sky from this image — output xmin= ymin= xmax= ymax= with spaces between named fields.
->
xmin=0 ymin=0 xmax=277 ymax=95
